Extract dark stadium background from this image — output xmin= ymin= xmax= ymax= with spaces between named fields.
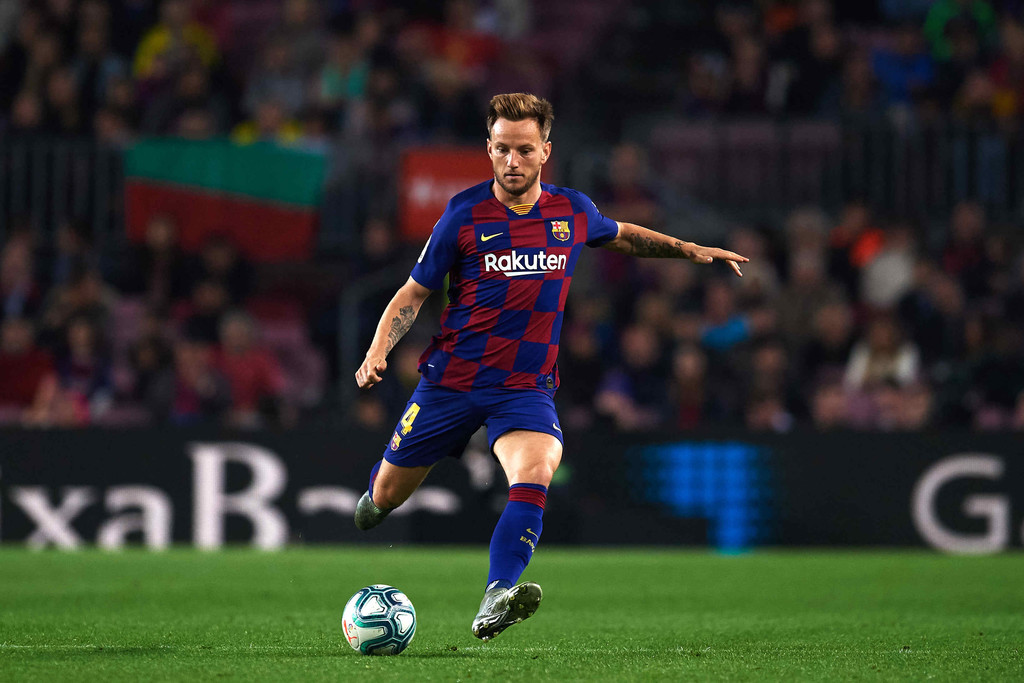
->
xmin=1 ymin=0 xmax=1023 ymax=555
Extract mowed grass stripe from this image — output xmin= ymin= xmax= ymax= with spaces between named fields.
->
xmin=0 ymin=548 xmax=1022 ymax=681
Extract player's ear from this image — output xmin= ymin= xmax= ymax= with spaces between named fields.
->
xmin=542 ymin=140 xmax=551 ymax=162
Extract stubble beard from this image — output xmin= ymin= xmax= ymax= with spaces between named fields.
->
xmin=494 ymin=167 xmax=540 ymax=198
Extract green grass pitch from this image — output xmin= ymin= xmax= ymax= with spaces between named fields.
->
xmin=1 ymin=548 xmax=1022 ymax=681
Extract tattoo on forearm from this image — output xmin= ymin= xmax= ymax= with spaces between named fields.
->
xmin=626 ymin=232 xmax=690 ymax=258
xmin=384 ymin=305 xmax=416 ymax=354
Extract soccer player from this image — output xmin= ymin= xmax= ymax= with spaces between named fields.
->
xmin=354 ymin=93 xmax=747 ymax=640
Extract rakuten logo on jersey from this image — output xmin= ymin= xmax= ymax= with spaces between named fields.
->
xmin=483 ymin=250 xmax=567 ymax=278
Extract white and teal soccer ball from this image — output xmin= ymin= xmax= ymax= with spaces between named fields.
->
xmin=342 ymin=584 xmax=417 ymax=655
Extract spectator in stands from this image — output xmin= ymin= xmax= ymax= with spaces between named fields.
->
xmin=0 ymin=5 xmax=43 ymax=112
xmin=556 ymin=323 xmax=604 ymax=429
xmin=316 ymin=32 xmax=369 ymax=116
xmin=103 ymin=74 xmax=140 ymax=128
xmin=54 ymin=314 xmax=112 ymax=411
xmin=669 ymin=343 xmax=730 ymax=430
xmin=595 ymin=143 xmax=662 ymax=231
xmin=120 ymin=214 xmax=188 ymax=311
xmin=43 ymin=66 xmax=86 ymax=134
xmin=679 ymin=53 xmax=731 ymax=116
xmin=820 ymin=49 xmax=882 ymax=117
xmin=21 ymin=27 xmax=62 ymax=96
xmin=141 ymin=59 xmax=229 ymax=135
xmin=828 ymin=201 xmax=884 ymax=300
xmin=182 ymin=279 xmax=230 ymax=344
xmin=244 ymin=36 xmax=306 ymax=119
xmin=415 ymin=59 xmax=481 ymax=142
xmin=24 ymin=315 xmax=112 ymax=426
xmin=942 ymin=200 xmax=991 ymax=299
xmin=860 ymin=221 xmax=917 ymax=309
xmin=784 ymin=19 xmax=845 ymax=114
xmin=747 ymin=338 xmax=803 ymax=418
xmin=595 ymin=324 xmax=669 ymax=431
xmin=699 ymin=278 xmax=772 ymax=353
xmin=899 ymin=267 xmax=966 ymax=370
xmin=187 ymin=234 xmax=253 ymax=305
xmin=424 ymin=0 xmax=500 ymax=81
xmin=8 ymin=89 xmax=44 ymax=131
xmin=276 ymin=0 xmax=326 ymax=78
xmin=933 ymin=16 xmax=986 ymax=107
xmin=215 ymin=310 xmax=287 ymax=428
xmin=924 ymin=0 xmax=998 ymax=62
xmin=41 ymin=218 xmax=94 ymax=291
xmin=956 ymin=320 xmax=1024 ymax=429
xmin=38 ymin=267 xmax=116 ymax=348
xmin=988 ymin=17 xmax=1024 ymax=120
xmin=147 ymin=337 xmax=230 ymax=425
xmin=744 ymin=390 xmax=794 ymax=432
xmin=1 ymin=237 xmax=42 ymax=321
xmin=952 ymin=64 xmax=996 ymax=120
xmin=0 ymin=317 xmax=53 ymax=412
xmin=232 ymin=98 xmax=302 ymax=145
xmin=128 ymin=310 xmax=173 ymax=400
xmin=94 ymin=105 xmax=133 ymax=143
xmin=353 ymin=393 xmax=387 ymax=430
xmin=871 ymin=21 xmax=934 ymax=111
xmin=133 ymin=0 xmax=219 ymax=80
xmin=364 ymin=216 xmax=399 ymax=262
xmin=800 ymin=300 xmax=855 ymax=386
xmin=776 ymin=249 xmax=845 ymax=348
xmin=899 ymin=381 xmax=935 ymax=429
xmin=71 ymin=18 xmax=126 ymax=120
xmin=729 ymin=226 xmax=780 ymax=307
xmin=726 ymin=37 xmax=770 ymax=113
xmin=844 ymin=313 xmax=920 ymax=390
xmin=810 ymin=381 xmax=849 ymax=429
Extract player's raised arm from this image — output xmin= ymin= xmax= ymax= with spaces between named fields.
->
xmin=603 ymin=221 xmax=748 ymax=277
xmin=355 ymin=277 xmax=433 ymax=388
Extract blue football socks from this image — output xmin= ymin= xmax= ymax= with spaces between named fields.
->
xmin=486 ymin=483 xmax=547 ymax=591
xmin=367 ymin=460 xmax=382 ymax=505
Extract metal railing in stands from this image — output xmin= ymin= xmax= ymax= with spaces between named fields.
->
xmin=0 ymin=136 xmax=124 ymax=247
xmin=4 ymin=122 xmax=1022 ymax=254
xmin=588 ymin=117 xmax=1024 ymax=226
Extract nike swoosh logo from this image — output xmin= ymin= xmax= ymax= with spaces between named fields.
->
xmin=526 ymin=528 xmax=539 ymax=538
xmin=552 ymin=423 xmax=561 ymax=433
xmin=481 ymin=232 xmax=503 ymax=242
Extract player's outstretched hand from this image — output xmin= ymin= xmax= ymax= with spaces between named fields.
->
xmin=356 ymin=357 xmax=388 ymax=388
xmin=688 ymin=245 xmax=749 ymax=277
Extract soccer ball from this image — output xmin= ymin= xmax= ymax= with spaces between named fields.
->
xmin=342 ymin=584 xmax=417 ymax=655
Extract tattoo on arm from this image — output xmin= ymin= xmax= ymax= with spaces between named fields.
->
xmin=384 ymin=305 xmax=416 ymax=355
xmin=626 ymin=231 xmax=690 ymax=258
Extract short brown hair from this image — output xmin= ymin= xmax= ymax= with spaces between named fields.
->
xmin=486 ymin=93 xmax=554 ymax=142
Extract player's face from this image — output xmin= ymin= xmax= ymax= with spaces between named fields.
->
xmin=487 ymin=118 xmax=550 ymax=198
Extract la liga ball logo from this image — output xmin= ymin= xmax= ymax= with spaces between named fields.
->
xmin=550 ymin=220 xmax=570 ymax=241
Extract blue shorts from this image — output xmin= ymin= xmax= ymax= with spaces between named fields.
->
xmin=382 ymin=377 xmax=563 ymax=468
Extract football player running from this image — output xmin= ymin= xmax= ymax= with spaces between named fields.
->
xmin=355 ymin=93 xmax=747 ymax=640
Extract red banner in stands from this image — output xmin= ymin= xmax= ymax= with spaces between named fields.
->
xmin=398 ymin=146 xmax=493 ymax=241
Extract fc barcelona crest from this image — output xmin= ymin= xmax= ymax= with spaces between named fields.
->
xmin=550 ymin=220 xmax=571 ymax=241
xmin=390 ymin=432 xmax=402 ymax=450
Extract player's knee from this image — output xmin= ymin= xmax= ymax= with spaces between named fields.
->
xmin=513 ymin=461 xmax=557 ymax=487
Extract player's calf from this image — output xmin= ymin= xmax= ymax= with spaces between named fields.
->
xmin=354 ymin=460 xmax=395 ymax=531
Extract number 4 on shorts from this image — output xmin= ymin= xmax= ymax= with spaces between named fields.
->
xmin=400 ymin=403 xmax=421 ymax=435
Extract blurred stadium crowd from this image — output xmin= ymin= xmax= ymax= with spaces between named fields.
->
xmin=1 ymin=0 xmax=1023 ymax=432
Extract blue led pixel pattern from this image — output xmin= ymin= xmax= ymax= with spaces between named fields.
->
xmin=629 ymin=441 xmax=774 ymax=552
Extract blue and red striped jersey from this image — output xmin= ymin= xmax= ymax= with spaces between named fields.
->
xmin=410 ymin=180 xmax=619 ymax=392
